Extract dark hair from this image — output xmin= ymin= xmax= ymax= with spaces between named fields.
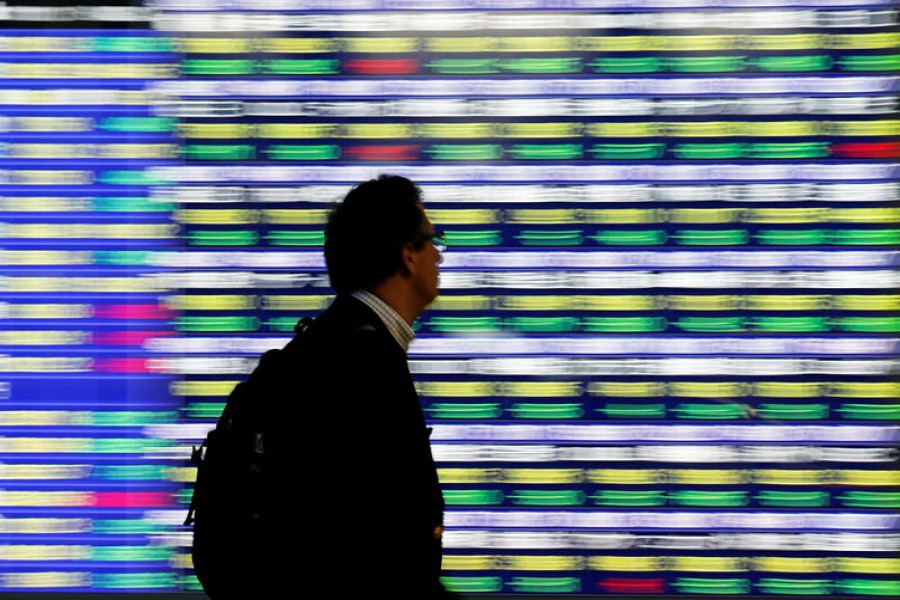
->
xmin=324 ymin=175 xmax=426 ymax=294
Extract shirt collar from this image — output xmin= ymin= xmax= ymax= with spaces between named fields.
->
xmin=349 ymin=289 xmax=415 ymax=353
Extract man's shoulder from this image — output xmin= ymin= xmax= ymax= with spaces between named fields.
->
xmin=312 ymin=295 xmax=381 ymax=333
xmin=308 ymin=295 xmax=399 ymax=353
xmin=295 ymin=304 xmax=406 ymax=391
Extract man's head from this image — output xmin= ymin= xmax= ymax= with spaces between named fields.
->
xmin=324 ymin=175 xmax=442 ymax=315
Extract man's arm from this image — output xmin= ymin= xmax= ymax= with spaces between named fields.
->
xmin=344 ymin=333 xmax=443 ymax=534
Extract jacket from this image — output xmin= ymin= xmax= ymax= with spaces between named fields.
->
xmin=269 ymin=294 xmax=445 ymax=592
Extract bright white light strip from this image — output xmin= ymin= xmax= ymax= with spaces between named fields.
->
xmin=0 ymin=89 xmax=160 ymax=105
xmin=148 ymin=271 xmax=322 ymax=289
xmin=431 ymin=445 xmax=897 ymax=463
xmin=150 ymin=163 xmax=899 ymax=184
xmin=146 ymin=356 xmax=257 ymax=374
xmin=409 ymin=357 xmax=898 ymax=376
xmin=441 ymin=251 xmax=900 ymax=270
xmin=147 ymin=418 xmax=898 ymax=445
xmin=1 ymin=5 xmax=151 ymax=21
xmin=148 ymin=269 xmax=900 ymax=290
xmin=147 ymin=528 xmax=900 ymax=551
xmin=428 ymin=424 xmax=900 ymax=444
xmin=443 ymin=531 xmax=900 ymax=552
xmin=413 ymin=337 xmax=899 ymax=356
xmin=150 ymin=6 xmax=898 ymax=30
xmin=155 ymin=183 xmax=900 ymax=204
xmin=143 ymin=422 xmax=900 ymax=446
xmin=152 ymin=77 xmax=898 ymax=98
xmin=165 ymin=97 xmax=897 ymax=118
xmin=145 ymin=250 xmax=899 ymax=269
xmin=150 ymin=0 xmax=898 ymax=9
xmin=149 ymin=251 xmax=324 ymax=269
xmin=145 ymin=356 xmax=898 ymax=376
xmin=146 ymin=423 xmax=215 ymax=440
xmin=145 ymin=336 xmax=899 ymax=356
xmin=445 ymin=511 xmax=898 ymax=530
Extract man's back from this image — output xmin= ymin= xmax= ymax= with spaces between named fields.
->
xmin=268 ymin=295 xmax=444 ymax=594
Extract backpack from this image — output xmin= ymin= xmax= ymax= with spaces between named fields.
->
xmin=183 ymin=317 xmax=313 ymax=597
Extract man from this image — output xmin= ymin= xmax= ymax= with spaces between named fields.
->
xmin=269 ymin=175 xmax=448 ymax=596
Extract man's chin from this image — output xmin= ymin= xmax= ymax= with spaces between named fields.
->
xmin=426 ymin=290 xmax=439 ymax=308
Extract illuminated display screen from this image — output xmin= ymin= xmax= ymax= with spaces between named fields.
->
xmin=0 ymin=0 xmax=898 ymax=595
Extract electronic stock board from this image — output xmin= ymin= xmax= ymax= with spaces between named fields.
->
xmin=0 ymin=0 xmax=898 ymax=595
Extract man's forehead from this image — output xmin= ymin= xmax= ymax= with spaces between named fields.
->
xmin=418 ymin=204 xmax=435 ymax=230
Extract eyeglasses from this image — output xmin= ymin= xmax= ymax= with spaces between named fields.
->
xmin=416 ymin=230 xmax=446 ymax=253
xmin=413 ymin=230 xmax=447 ymax=252
xmin=429 ymin=231 xmax=447 ymax=253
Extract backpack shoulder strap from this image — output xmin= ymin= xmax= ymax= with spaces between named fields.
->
xmin=183 ymin=434 xmax=212 ymax=526
xmin=280 ymin=316 xmax=316 ymax=356
xmin=294 ymin=316 xmax=314 ymax=335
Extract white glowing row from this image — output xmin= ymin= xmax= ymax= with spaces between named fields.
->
xmin=445 ymin=250 xmax=896 ymax=270
xmin=159 ymin=183 xmax=900 ymax=204
xmin=144 ymin=356 xmax=898 ymax=375
xmin=0 ymin=5 xmax=149 ymax=22
xmin=146 ymin=335 xmax=899 ymax=356
xmin=153 ymin=76 xmax=898 ymax=97
xmin=428 ymin=424 xmax=900 ymax=443
xmin=411 ymin=358 xmax=899 ymax=376
xmin=443 ymin=531 xmax=900 ymax=551
xmin=413 ymin=337 xmax=899 ymax=356
xmin=153 ymin=269 xmax=900 ymax=290
xmin=163 ymin=97 xmax=899 ymax=118
xmin=142 ymin=528 xmax=900 ymax=551
xmin=146 ymin=250 xmax=899 ymax=269
xmin=151 ymin=7 xmax=898 ymax=31
xmin=432 ymin=445 xmax=897 ymax=463
xmin=151 ymin=0 xmax=897 ymax=8
xmin=438 ymin=270 xmax=900 ymax=290
xmin=151 ymin=163 xmax=898 ymax=183
xmin=0 ymin=90 xmax=156 ymax=106
xmin=150 ymin=0 xmax=897 ymax=10
xmin=144 ymin=421 xmax=898 ymax=444
xmin=447 ymin=510 xmax=897 ymax=529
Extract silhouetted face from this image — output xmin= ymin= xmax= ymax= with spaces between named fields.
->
xmin=411 ymin=205 xmax=442 ymax=308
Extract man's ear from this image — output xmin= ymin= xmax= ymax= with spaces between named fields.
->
xmin=400 ymin=242 xmax=416 ymax=276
